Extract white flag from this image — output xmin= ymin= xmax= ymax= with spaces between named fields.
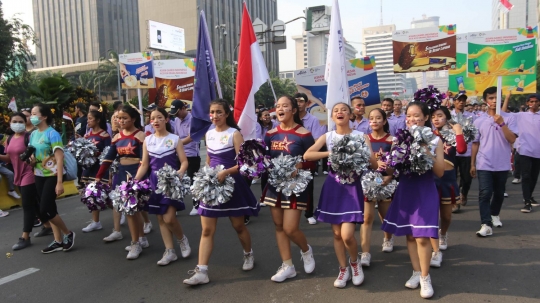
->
xmin=8 ymin=97 xmax=17 ymax=112
xmin=324 ymin=0 xmax=349 ymax=130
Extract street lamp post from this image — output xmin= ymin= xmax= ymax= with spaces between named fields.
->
xmin=215 ymin=24 xmax=227 ymax=68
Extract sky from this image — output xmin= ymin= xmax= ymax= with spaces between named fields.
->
xmin=2 ymin=0 xmax=493 ymax=71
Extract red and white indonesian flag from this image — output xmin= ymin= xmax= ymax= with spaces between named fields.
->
xmin=499 ymin=0 xmax=514 ymax=13
xmin=62 ymin=111 xmax=73 ymax=123
xmin=234 ymin=2 xmax=270 ymax=140
xmin=8 ymin=97 xmax=17 ymax=112
xmin=324 ymin=0 xmax=349 ymax=130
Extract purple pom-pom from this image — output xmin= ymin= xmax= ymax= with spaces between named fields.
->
xmin=111 ymin=179 xmax=151 ymax=215
xmin=237 ymin=139 xmax=272 ymax=178
xmin=412 ymin=85 xmax=445 ymax=112
xmin=81 ymin=182 xmax=111 ymax=212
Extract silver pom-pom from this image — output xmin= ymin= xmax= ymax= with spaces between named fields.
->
xmin=450 ymin=113 xmax=478 ymax=143
xmin=409 ymin=126 xmax=437 ymax=175
xmin=329 ymin=134 xmax=371 ymax=184
xmin=268 ymin=154 xmax=313 ymax=197
xmin=439 ymin=125 xmax=456 ymax=147
xmin=99 ymin=146 xmax=110 ymax=165
xmin=190 ymin=165 xmax=235 ymax=206
xmin=155 ymin=163 xmax=191 ymax=201
xmin=68 ymin=138 xmax=99 ymax=168
xmin=361 ymin=171 xmax=397 ymax=201
xmin=110 ymin=159 xmax=119 ymax=175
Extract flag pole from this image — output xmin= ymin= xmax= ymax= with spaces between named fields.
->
xmin=267 ymin=79 xmax=278 ymax=104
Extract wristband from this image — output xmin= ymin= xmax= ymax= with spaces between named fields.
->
xmin=498 ymin=122 xmax=506 ymax=127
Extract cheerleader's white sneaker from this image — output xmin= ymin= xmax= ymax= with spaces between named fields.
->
xmin=360 ymin=252 xmax=371 ymax=267
xmin=349 ymin=258 xmax=364 ymax=286
xmin=189 ymin=207 xmax=198 ymax=216
xmin=405 ymin=271 xmax=421 ymax=289
xmin=382 ymin=237 xmax=394 ymax=252
xmin=82 ymin=221 xmax=102 ymax=232
xmin=177 ymin=235 xmax=191 ymax=258
xmin=103 ymin=230 xmax=123 ymax=242
xmin=125 ymin=237 xmax=149 ymax=251
xmin=126 ymin=242 xmax=142 ymax=260
xmin=143 ymin=222 xmax=153 ymax=234
xmin=420 ymin=275 xmax=434 ymax=298
xmin=242 ymin=251 xmax=255 ymax=271
xmin=333 ymin=267 xmax=351 ymax=288
xmin=430 ymin=251 xmax=442 ymax=268
xmin=157 ymin=249 xmax=178 ymax=266
xmin=439 ymin=231 xmax=448 ymax=251
xmin=271 ymin=263 xmax=296 ymax=282
xmin=183 ymin=267 xmax=210 ymax=285
xmin=300 ymin=245 xmax=315 ymax=273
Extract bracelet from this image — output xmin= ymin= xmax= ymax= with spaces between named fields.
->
xmin=498 ymin=122 xmax=506 ymax=127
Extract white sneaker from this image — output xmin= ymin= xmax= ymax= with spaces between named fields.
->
xmin=251 ymin=179 xmax=259 ymax=184
xmin=405 ymin=271 xmax=421 ymax=289
xmin=314 ymin=172 xmax=319 ymax=176
xmin=491 ymin=215 xmax=503 ymax=227
xmin=504 ymin=192 xmax=509 ymax=197
xmin=126 ymin=242 xmax=142 ymax=260
xmin=476 ymin=224 xmax=493 ymax=237
xmin=382 ymin=237 xmax=394 ymax=252
xmin=271 ymin=263 xmax=296 ymax=282
xmin=0 ymin=210 xmax=9 ymax=217
xmin=143 ymin=222 xmax=153 ymax=234
xmin=183 ymin=267 xmax=210 ymax=285
xmin=323 ymin=171 xmax=328 ymax=175
xmin=300 ymin=245 xmax=315 ymax=273
xmin=430 ymin=251 xmax=442 ymax=267
xmin=8 ymin=191 xmax=20 ymax=199
xmin=120 ymin=213 xmax=126 ymax=225
xmin=177 ymin=236 xmax=191 ymax=258
xmin=307 ymin=217 xmax=317 ymax=225
xmin=82 ymin=221 xmax=103 ymax=233
xmin=333 ymin=267 xmax=351 ymax=288
xmin=512 ymin=178 xmax=521 ymax=184
xmin=157 ymin=249 xmax=178 ymax=266
xmin=127 ymin=237 xmax=149 ymax=251
xmin=260 ymin=203 xmax=267 ymax=207
xmin=350 ymin=258 xmax=364 ymax=286
xmin=360 ymin=252 xmax=371 ymax=267
xmin=189 ymin=207 xmax=199 ymax=216
xmin=420 ymin=274 xmax=434 ymax=298
xmin=242 ymin=251 xmax=255 ymax=271
xmin=103 ymin=230 xmax=123 ymax=242
xmin=439 ymin=232 xmax=448 ymax=251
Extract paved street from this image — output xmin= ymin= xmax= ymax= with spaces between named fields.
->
xmin=1 ymin=172 xmax=539 ymax=303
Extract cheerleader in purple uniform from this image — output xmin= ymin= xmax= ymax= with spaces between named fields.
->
xmin=183 ymin=99 xmax=259 ymax=286
xmin=134 ymin=108 xmax=191 ymax=266
xmin=304 ymin=102 xmax=376 ymax=288
xmin=380 ymin=102 xmax=445 ymax=299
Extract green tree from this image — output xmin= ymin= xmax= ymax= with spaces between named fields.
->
xmin=255 ymin=73 xmax=297 ymax=108
xmin=216 ymin=61 xmax=236 ymax=104
xmin=28 ymin=74 xmax=74 ymax=107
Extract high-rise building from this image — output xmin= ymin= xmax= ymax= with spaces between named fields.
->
xmin=291 ymin=30 xmax=357 ymax=69
xmin=411 ymin=15 xmax=440 ymax=29
xmin=138 ymin=0 xmax=279 ymax=73
xmin=492 ymin=0 xmax=538 ymax=29
xmin=32 ymin=0 xmax=140 ymax=68
xmin=362 ymin=24 xmax=405 ymax=95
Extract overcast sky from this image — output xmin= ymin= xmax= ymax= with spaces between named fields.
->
xmin=3 ymin=0 xmax=492 ymax=71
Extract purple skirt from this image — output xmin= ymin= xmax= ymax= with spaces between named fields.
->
xmin=314 ymin=172 xmax=364 ymax=224
xmin=147 ymin=193 xmax=185 ymax=215
xmin=381 ymin=171 xmax=440 ymax=238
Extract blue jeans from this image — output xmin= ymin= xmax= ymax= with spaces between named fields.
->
xmin=477 ymin=170 xmax=508 ymax=226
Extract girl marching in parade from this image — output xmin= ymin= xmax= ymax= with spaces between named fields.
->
xmin=183 ymin=99 xmax=259 ymax=285
xmin=262 ymin=95 xmax=316 ymax=283
xmin=304 ymin=102 xmax=376 ymax=288
xmin=134 ymin=107 xmax=191 ymax=265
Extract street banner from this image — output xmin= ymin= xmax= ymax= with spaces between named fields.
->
xmin=467 ymin=27 xmax=537 ymax=94
xmin=448 ymin=34 xmax=485 ymax=96
xmin=295 ymin=56 xmax=380 ymax=125
xmin=392 ymin=25 xmax=456 ymax=73
xmin=148 ymin=59 xmax=196 ymax=108
xmin=118 ymin=52 xmax=156 ymax=89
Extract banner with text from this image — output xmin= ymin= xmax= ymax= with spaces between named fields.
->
xmin=448 ymin=33 xmax=487 ymax=96
xmin=118 ymin=52 xmax=156 ymax=89
xmin=148 ymin=59 xmax=196 ymax=108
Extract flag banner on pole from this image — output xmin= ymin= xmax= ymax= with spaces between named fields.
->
xmin=498 ymin=0 xmax=514 ymax=13
xmin=324 ymin=0 xmax=349 ymax=130
xmin=234 ymin=2 xmax=270 ymax=140
xmin=8 ymin=97 xmax=17 ymax=112
xmin=190 ymin=11 xmax=221 ymax=142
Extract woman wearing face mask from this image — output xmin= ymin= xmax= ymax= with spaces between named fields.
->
xmin=0 ymin=113 xmax=39 ymax=249
xmin=429 ymin=106 xmax=466 ymax=268
xmin=29 ymin=104 xmax=76 ymax=253
xmin=380 ymin=102 xmax=444 ymax=299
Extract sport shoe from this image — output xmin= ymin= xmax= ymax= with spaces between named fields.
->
xmin=183 ymin=267 xmax=210 ymax=285
xmin=323 ymin=171 xmax=328 ymax=175
xmin=307 ymin=217 xmax=317 ymax=225
xmin=512 ymin=178 xmax=521 ymax=184
xmin=521 ymin=202 xmax=533 ymax=213
xmin=126 ymin=242 xmax=142 ymax=259
xmin=300 ymin=245 xmax=315 ymax=273
xmin=349 ymin=258 xmax=364 ymax=286
xmin=0 ymin=210 xmax=9 ymax=217
xmin=430 ymin=251 xmax=442 ymax=267
xmin=41 ymin=241 xmax=63 ymax=254
xmin=125 ymin=237 xmax=149 ymax=251
xmin=439 ymin=232 xmax=448 ymax=251
xmin=242 ymin=251 xmax=255 ymax=271
xmin=360 ymin=252 xmax=371 ymax=267
xmin=103 ymin=230 xmax=123 ymax=242
xmin=244 ymin=216 xmax=250 ymax=225
xmin=143 ymin=222 xmax=153 ymax=234
xmin=157 ymin=249 xmax=178 ymax=266
xmin=530 ymin=198 xmax=540 ymax=206
xmin=34 ymin=218 xmax=42 ymax=227
xmin=34 ymin=227 xmax=53 ymax=237
xmin=382 ymin=237 xmax=394 ymax=252
xmin=491 ymin=215 xmax=503 ymax=227
xmin=120 ymin=213 xmax=126 ymax=225
xmin=12 ymin=237 xmax=31 ymax=250
xmin=405 ymin=271 xmax=421 ymax=289
xmin=82 ymin=221 xmax=103 ymax=232
xmin=189 ymin=207 xmax=199 ymax=216
xmin=270 ymin=263 xmax=296 ymax=282
xmin=63 ymin=232 xmax=75 ymax=251
xmin=8 ymin=191 xmax=20 ymax=199
xmin=476 ymin=224 xmax=493 ymax=237
xmin=420 ymin=274 xmax=434 ymax=298
xmin=333 ymin=267 xmax=351 ymax=288
xmin=504 ymin=192 xmax=509 ymax=197
xmin=177 ymin=236 xmax=191 ymax=258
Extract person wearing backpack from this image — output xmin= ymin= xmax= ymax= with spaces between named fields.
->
xmin=0 ymin=113 xmax=39 ymax=249
xmin=28 ymin=104 xmax=76 ymax=253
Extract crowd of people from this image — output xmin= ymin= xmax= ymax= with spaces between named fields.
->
xmin=1 ymin=86 xmax=538 ymax=299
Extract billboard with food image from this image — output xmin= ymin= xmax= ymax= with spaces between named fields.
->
xmin=294 ymin=56 xmax=380 ymax=125
xmin=393 ymin=25 xmax=456 ymax=73
xmin=118 ymin=52 xmax=156 ymax=89
xmin=148 ymin=59 xmax=196 ymax=108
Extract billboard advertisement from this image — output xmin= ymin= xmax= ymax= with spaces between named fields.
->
xmin=148 ymin=20 xmax=186 ymax=54
xmin=148 ymin=59 xmax=196 ymax=108
xmin=448 ymin=34 xmax=485 ymax=96
xmin=392 ymin=25 xmax=457 ymax=73
xmin=118 ymin=52 xmax=155 ymax=89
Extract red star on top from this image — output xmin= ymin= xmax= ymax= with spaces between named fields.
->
xmin=117 ymin=142 xmax=137 ymax=156
xmin=90 ymin=138 xmax=99 ymax=145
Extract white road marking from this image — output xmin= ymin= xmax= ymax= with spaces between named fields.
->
xmin=0 ymin=268 xmax=40 ymax=286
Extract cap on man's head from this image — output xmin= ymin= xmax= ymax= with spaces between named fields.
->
xmin=169 ymin=99 xmax=186 ymax=115
xmin=143 ymin=103 xmax=157 ymax=112
xmin=527 ymin=93 xmax=539 ymax=101
xmin=456 ymin=93 xmax=468 ymax=101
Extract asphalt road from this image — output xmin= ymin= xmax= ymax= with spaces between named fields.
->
xmin=1 ymin=171 xmax=539 ymax=303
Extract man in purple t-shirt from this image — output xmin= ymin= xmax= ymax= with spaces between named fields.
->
xmin=471 ymin=87 xmax=517 ymax=237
